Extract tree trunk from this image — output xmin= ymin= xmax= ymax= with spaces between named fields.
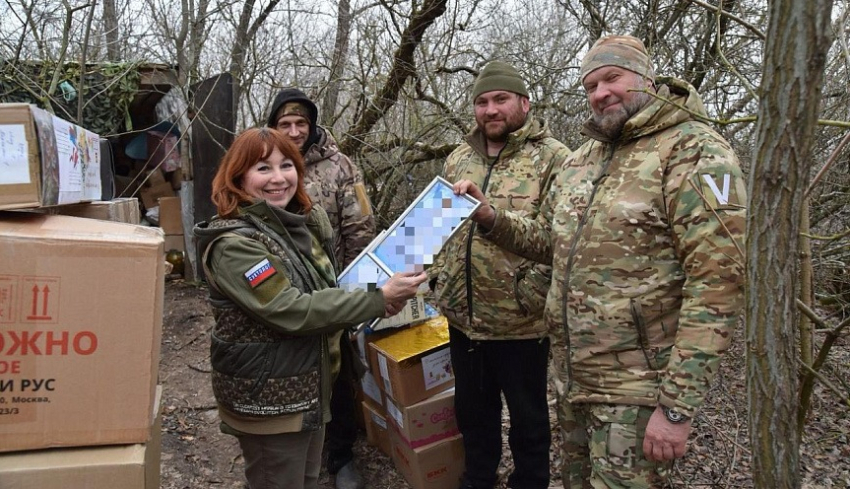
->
xmin=321 ymin=0 xmax=351 ymax=128
xmin=102 ymin=0 xmax=120 ymax=60
xmin=229 ymin=0 xmax=256 ymax=123
xmin=230 ymin=0 xmax=280 ymax=126
xmin=186 ymin=0 xmax=207 ymax=88
xmin=746 ymin=0 xmax=833 ymax=487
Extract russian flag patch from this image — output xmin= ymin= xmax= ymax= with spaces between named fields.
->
xmin=244 ymin=258 xmax=277 ymax=288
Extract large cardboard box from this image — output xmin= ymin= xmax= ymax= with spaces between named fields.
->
xmin=35 ymin=198 xmax=141 ymax=224
xmin=362 ymin=400 xmax=392 ymax=456
xmin=369 ymin=317 xmax=454 ymax=406
xmin=0 ymin=104 xmax=102 ymax=210
xmin=0 ymin=385 xmax=163 ymax=489
xmin=386 ymin=388 xmax=458 ymax=449
xmin=390 ymin=431 xmax=464 ymax=489
xmin=0 ymin=212 xmax=164 ymax=452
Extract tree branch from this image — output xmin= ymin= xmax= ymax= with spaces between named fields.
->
xmin=684 ymin=0 xmax=766 ymax=40
xmin=340 ymin=0 xmax=449 ymax=156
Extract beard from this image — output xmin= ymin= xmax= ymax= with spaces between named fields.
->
xmin=590 ymin=89 xmax=652 ymax=140
xmin=477 ymin=106 xmax=527 ymax=143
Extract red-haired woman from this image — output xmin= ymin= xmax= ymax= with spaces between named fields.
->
xmin=194 ymin=127 xmax=425 ymax=489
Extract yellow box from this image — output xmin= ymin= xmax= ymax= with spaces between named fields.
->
xmin=369 ymin=317 xmax=454 ymax=406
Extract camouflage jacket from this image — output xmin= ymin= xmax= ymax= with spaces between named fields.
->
xmin=193 ymin=201 xmax=385 ymax=434
xmin=486 ymin=77 xmax=747 ymax=417
xmin=430 ymin=116 xmax=570 ymax=340
xmin=303 ymin=127 xmax=375 ymax=269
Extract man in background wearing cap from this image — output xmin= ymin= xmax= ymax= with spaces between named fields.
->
xmin=455 ymin=36 xmax=747 ymax=487
xmin=267 ymin=88 xmax=375 ymax=489
xmin=429 ymin=61 xmax=570 ymax=489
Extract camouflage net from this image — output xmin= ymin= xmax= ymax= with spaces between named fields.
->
xmin=0 ymin=60 xmax=141 ymax=136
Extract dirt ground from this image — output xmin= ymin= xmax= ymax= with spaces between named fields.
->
xmin=159 ymin=280 xmax=850 ymax=489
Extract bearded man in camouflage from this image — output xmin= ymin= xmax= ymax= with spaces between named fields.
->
xmin=454 ymin=36 xmax=747 ymax=487
xmin=429 ymin=61 xmax=570 ymax=489
xmin=267 ymin=88 xmax=375 ymax=489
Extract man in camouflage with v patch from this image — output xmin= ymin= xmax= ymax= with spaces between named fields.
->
xmin=454 ymin=35 xmax=747 ymax=487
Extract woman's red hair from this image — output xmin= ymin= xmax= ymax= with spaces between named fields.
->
xmin=211 ymin=128 xmax=312 ymax=218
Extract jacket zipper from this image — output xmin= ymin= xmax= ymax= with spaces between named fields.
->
xmin=465 ymin=150 xmax=502 ymax=329
xmin=561 ymin=144 xmax=616 ymax=394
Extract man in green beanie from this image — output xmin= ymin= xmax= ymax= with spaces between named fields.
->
xmin=428 ymin=60 xmax=571 ymax=489
xmin=455 ymin=35 xmax=746 ymax=488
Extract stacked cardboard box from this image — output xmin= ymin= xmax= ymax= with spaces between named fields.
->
xmin=368 ymin=317 xmax=455 ymax=406
xmin=354 ymin=327 xmax=393 ymax=456
xmin=0 ymin=212 xmax=164 ymax=486
xmin=0 ymin=103 xmax=148 ymax=227
xmin=362 ymin=396 xmax=392 ymax=456
xmin=0 ymin=104 xmax=106 ymax=211
xmin=31 ymin=197 xmax=142 ymax=224
xmin=158 ymin=195 xmax=185 ymax=252
xmin=362 ymin=316 xmax=464 ymax=489
xmin=390 ymin=432 xmax=464 ymax=489
xmin=0 ymin=386 xmax=163 ymax=488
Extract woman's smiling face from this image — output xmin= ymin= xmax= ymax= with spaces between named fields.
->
xmin=240 ymin=147 xmax=298 ymax=208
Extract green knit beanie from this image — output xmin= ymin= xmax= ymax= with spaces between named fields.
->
xmin=471 ymin=61 xmax=529 ymax=101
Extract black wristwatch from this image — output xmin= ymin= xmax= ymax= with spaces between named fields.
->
xmin=662 ymin=406 xmax=690 ymax=424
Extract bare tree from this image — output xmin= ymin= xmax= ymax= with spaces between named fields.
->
xmin=101 ymin=0 xmax=119 ymax=59
xmin=340 ymin=0 xmax=449 ymax=157
xmin=746 ymin=0 xmax=834 ymax=487
xmin=228 ymin=0 xmax=280 ymax=120
xmin=173 ymin=0 xmax=212 ymax=88
xmin=320 ymin=0 xmax=351 ymax=128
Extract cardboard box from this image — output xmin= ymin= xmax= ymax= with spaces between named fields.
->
xmin=34 ymin=198 xmax=141 ymax=224
xmin=139 ymin=181 xmax=174 ymax=210
xmin=360 ymin=371 xmax=384 ymax=411
xmin=355 ymin=327 xmax=395 ymax=373
xmin=369 ymin=317 xmax=454 ymax=406
xmin=362 ymin=400 xmax=392 ymax=456
xmin=386 ymin=388 xmax=458 ymax=449
xmin=0 ymin=385 xmax=163 ymax=488
xmin=164 ymin=234 xmax=185 ymax=252
xmin=390 ymin=432 xmax=464 ymax=489
xmin=0 ymin=212 xmax=164 ymax=452
xmin=0 ymin=103 xmax=102 ymax=210
xmin=157 ymin=196 xmax=183 ymax=234
xmin=354 ymin=327 xmax=395 ymax=409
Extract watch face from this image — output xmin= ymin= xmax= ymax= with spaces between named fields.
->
xmin=664 ymin=407 xmax=687 ymax=423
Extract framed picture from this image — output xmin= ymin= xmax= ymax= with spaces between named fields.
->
xmin=371 ymin=176 xmax=480 ymax=273
xmin=337 ymin=240 xmax=391 ymax=293
xmin=337 ymin=176 xmax=480 ymax=332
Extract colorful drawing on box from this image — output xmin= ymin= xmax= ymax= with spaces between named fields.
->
xmin=68 ymin=125 xmax=80 ymax=168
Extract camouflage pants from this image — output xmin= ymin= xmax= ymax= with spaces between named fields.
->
xmin=557 ymin=399 xmax=672 ymax=488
